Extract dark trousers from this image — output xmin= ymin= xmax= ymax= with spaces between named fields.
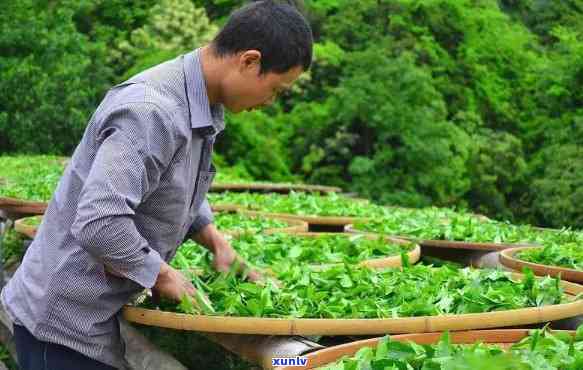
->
xmin=13 ymin=325 xmax=117 ymax=370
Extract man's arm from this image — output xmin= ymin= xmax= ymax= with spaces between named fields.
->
xmin=70 ymin=103 xmax=196 ymax=300
xmin=188 ymin=203 xmax=263 ymax=281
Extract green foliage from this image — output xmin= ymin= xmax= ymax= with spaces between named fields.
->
xmin=518 ymin=244 xmax=583 ymax=271
xmin=466 ymin=130 xmax=528 ymax=221
xmin=113 ymin=0 xmax=218 ymax=81
xmin=523 ymin=28 xmax=583 ymax=228
xmin=214 ymin=158 xmax=254 ymax=183
xmin=21 ymin=216 xmax=42 ymax=227
xmin=2 ymin=0 xmax=583 ymax=229
xmin=1 ymin=228 xmax=26 ymax=268
xmin=0 ymin=343 xmax=18 ymax=370
xmin=0 ymin=154 xmax=253 ymax=202
xmin=216 ymin=109 xmax=297 ymax=182
xmin=176 ymin=232 xmax=414 ymax=268
xmin=208 ymin=191 xmax=387 ymax=217
xmin=0 ymin=0 xmax=112 ymax=154
xmin=338 ymin=50 xmax=472 ymax=207
xmin=0 ymin=155 xmax=67 ymax=202
xmin=73 ymin=0 xmax=156 ymax=76
xmin=192 ymin=0 xmax=246 ymax=22
xmin=214 ymin=212 xmax=288 ymax=234
xmin=500 ymin=0 xmax=583 ymax=44
xmin=319 ymin=326 xmax=583 ymax=370
xmin=353 ymin=206 xmax=583 ymax=245
xmin=528 ymin=144 xmax=583 ymax=228
xmin=149 ymin=262 xmax=567 ymax=318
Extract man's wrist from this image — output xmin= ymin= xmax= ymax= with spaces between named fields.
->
xmin=158 ymin=261 xmax=171 ymax=279
xmin=194 ymin=223 xmax=225 ymax=253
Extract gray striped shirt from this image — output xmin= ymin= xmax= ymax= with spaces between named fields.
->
xmin=1 ymin=49 xmax=223 ymax=368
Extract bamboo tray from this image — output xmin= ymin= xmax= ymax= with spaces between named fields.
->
xmin=210 ymin=183 xmax=341 ymax=194
xmin=270 ymin=232 xmax=420 ymax=269
xmin=0 ymin=197 xmax=47 ymax=218
xmin=245 ymin=211 xmax=369 ymax=228
xmin=123 ymin=274 xmax=583 ymax=335
xmin=10 ymin=208 xmax=308 ymax=240
xmin=345 ymin=225 xmax=532 ymax=252
xmin=274 ymin=329 xmax=575 ymax=370
xmin=14 ymin=216 xmax=40 ymax=239
xmin=500 ymin=246 xmax=583 ymax=283
xmin=211 ymin=204 xmax=242 ymax=212
xmin=221 ymin=210 xmax=308 ymax=237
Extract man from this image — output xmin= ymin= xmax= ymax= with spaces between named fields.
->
xmin=1 ymin=1 xmax=313 ymax=368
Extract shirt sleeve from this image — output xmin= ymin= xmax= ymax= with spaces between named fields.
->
xmin=186 ymin=198 xmax=214 ymax=238
xmin=70 ymin=102 xmax=177 ymax=288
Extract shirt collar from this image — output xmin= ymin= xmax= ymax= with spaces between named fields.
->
xmin=183 ymin=49 xmax=225 ymax=134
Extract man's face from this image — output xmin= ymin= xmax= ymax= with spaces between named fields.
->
xmin=222 ymin=51 xmax=304 ymax=113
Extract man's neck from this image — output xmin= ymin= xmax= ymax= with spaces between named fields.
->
xmin=199 ymin=45 xmax=224 ymax=106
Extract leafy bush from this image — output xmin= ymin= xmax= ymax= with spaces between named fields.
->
xmin=113 ymin=0 xmax=217 ymax=81
xmin=0 ymin=0 xmax=112 ymax=154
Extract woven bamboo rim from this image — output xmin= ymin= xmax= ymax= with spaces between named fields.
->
xmin=221 ymin=210 xmax=308 ymax=237
xmin=14 ymin=216 xmax=40 ymax=239
xmin=123 ymin=273 xmax=583 ymax=335
xmin=345 ymin=225 xmax=534 ymax=252
xmin=500 ymin=246 xmax=583 ymax=283
xmin=270 ymin=231 xmax=420 ymax=269
xmin=532 ymin=226 xmax=566 ymax=234
xmin=0 ymin=197 xmax=47 ymax=217
xmin=210 ymin=182 xmax=341 ymax=194
xmin=275 ymin=329 xmax=575 ymax=370
xmin=243 ymin=210 xmax=369 ymax=227
xmin=211 ymin=204 xmax=242 ymax=212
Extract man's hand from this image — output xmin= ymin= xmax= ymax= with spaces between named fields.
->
xmin=193 ymin=223 xmax=263 ymax=282
xmin=152 ymin=261 xmax=197 ymax=302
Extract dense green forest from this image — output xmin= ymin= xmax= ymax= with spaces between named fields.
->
xmin=0 ymin=0 xmax=581 ymax=229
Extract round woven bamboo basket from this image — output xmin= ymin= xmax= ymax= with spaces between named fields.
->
xmin=345 ymin=225 xmax=533 ymax=252
xmin=14 ymin=216 xmax=41 ymax=239
xmin=211 ymin=204 xmax=242 ymax=212
xmin=500 ymin=246 xmax=583 ymax=283
xmin=10 ymin=208 xmax=308 ymax=240
xmin=270 ymin=231 xmax=420 ymax=269
xmin=0 ymin=197 xmax=47 ymax=218
xmin=123 ymin=273 xmax=583 ymax=335
xmin=533 ymin=226 xmax=566 ymax=234
xmin=220 ymin=210 xmax=308 ymax=237
xmin=274 ymin=329 xmax=575 ymax=370
xmin=210 ymin=183 xmax=341 ymax=194
xmin=245 ymin=211 xmax=369 ymax=228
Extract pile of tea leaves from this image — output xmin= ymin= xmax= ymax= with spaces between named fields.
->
xmin=174 ymin=232 xmax=413 ymax=270
xmin=214 ymin=212 xmax=290 ymax=234
xmin=517 ymin=243 xmax=583 ymax=271
xmin=154 ymin=255 xmax=567 ymax=319
xmin=318 ymin=326 xmax=583 ymax=370
xmin=0 ymin=155 xmax=67 ymax=202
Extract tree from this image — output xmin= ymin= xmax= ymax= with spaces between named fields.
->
xmin=0 ymin=0 xmax=112 ymax=154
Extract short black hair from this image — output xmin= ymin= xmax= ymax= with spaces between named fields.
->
xmin=212 ymin=0 xmax=313 ymax=74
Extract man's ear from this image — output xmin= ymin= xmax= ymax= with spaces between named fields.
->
xmin=239 ymin=50 xmax=262 ymax=75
